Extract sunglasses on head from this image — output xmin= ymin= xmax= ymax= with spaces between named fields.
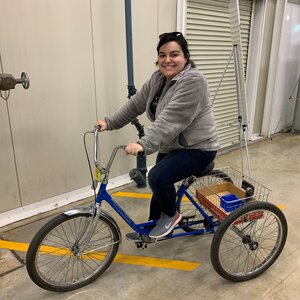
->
xmin=159 ymin=31 xmax=183 ymax=39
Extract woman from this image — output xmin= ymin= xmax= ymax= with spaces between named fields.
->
xmin=96 ymin=32 xmax=219 ymax=240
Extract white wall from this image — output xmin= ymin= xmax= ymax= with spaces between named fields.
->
xmin=0 ymin=0 xmax=97 ymax=210
xmin=0 ymin=0 xmax=177 ymax=218
xmin=263 ymin=1 xmax=300 ymax=136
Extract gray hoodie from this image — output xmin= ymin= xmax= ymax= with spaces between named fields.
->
xmin=105 ymin=64 xmax=219 ymax=155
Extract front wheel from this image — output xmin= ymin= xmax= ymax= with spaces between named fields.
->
xmin=26 ymin=213 xmax=120 ymax=292
xmin=210 ymin=201 xmax=287 ymax=282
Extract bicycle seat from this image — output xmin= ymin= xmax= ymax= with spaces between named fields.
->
xmin=194 ymin=161 xmax=215 ymax=177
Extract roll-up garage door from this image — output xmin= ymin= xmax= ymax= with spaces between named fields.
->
xmin=185 ymin=0 xmax=253 ymax=148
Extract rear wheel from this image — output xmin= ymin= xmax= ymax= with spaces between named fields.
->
xmin=178 ymin=170 xmax=233 ymax=232
xmin=210 ymin=201 xmax=287 ymax=281
xmin=26 ymin=213 xmax=120 ymax=292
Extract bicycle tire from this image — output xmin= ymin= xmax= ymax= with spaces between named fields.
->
xmin=179 ymin=170 xmax=233 ymax=232
xmin=210 ymin=201 xmax=287 ymax=282
xmin=26 ymin=213 xmax=120 ymax=292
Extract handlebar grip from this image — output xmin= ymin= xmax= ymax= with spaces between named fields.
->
xmin=137 ymin=151 xmax=145 ymax=157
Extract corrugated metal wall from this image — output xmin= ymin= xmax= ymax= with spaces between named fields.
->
xmin=185 ymin=0 xmax=253 ymax=148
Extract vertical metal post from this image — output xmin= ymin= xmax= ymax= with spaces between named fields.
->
xmin=228 ymin=0 xmax=251 ymax=176
xmin=125 ymin=0 xmax=136 ymax=97
xmin=124 ymin=0 xmax=147 ymax=187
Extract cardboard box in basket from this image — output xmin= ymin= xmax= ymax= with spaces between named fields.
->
xmin=196 ymin=182 xmax=263 ymax=223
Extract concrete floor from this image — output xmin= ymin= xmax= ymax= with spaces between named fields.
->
xmin=0 ymin=132 xmax=299 ymax=300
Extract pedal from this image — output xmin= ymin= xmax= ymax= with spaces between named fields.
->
xmin=135 ymin=242 xmax=147 ymax=249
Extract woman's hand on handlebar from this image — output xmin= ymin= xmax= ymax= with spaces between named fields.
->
xmin=94 ymin=121 xmax=144 ymax=155
xmin=95 ymin=120 xmax=108 ymax=132
xmin=125 ymin=143 xmax=144 ymax=156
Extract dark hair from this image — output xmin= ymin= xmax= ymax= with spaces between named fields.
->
xmin=156 ymin=32 xmax=195 ymax=67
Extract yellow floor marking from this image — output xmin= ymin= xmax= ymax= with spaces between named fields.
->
xmin=113 ymin=254 xmax=200 ymax=271
xmin=0 ymin=240 xmax=29 ymax=252
xmin=276 ymin=204 xmax=286 ymax=210
xmin=0 ymin=240 xmax=201 ymax=271
xmin=112 ymin=191 xmax=189 ymax=202
xmin=112 ymin=191 xmax=152 ymax=199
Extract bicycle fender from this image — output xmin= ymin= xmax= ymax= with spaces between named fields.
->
xmin=64 ymin=206 xmax=122 ymax=243
xmin=64 ymin=206 xmax=94 ymax=216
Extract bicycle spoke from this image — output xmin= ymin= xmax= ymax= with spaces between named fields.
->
xmin=214 ymin=206 xmax=286 ymax=279
xmin=30 ymin=214 xmax=119 ymax=289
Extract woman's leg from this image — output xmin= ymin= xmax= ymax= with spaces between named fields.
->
xmin=148 ymin=152 xmax=167 ymax=221
xmin=148 ymin=149 xmax=216 ymax=218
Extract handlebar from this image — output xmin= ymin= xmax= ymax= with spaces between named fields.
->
xmin=92 ymin=126 xmax=126 ymax=178
xmin=92 ymin=126 xmax=145 ymax=182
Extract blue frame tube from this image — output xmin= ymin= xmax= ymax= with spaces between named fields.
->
xmin=96 ymin=182 xmax=217 ymax=237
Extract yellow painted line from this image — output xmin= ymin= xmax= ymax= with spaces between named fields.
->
xmin=112 ymin=191 xmax=152 ymax=199
xmin=113 ymin=254 xmax=200 ymax=271
xmin=112 ymin=191 xmax=189 ymax=202
xmin=0 ymin=240 xmax=29 ymax=252
xmin=277 ymin=204 xmax=286 ymax=210
xmin=0 ymin=240 xmax=201 ymax=271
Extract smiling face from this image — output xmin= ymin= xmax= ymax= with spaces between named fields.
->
xmin=157 ymin=41 xmax=188 ymax=83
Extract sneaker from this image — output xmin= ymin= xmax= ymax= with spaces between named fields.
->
xmin=149 ymin=212 xmax=182 ymax=239
xmin=125 ymin=232 xmax=155 ymax=243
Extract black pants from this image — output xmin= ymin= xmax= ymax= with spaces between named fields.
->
xmin=148 ymin=149 xmax=217 ymax=220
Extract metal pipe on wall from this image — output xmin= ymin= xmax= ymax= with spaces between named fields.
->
xmin=124 ymin=0 xmax=147 ymax=188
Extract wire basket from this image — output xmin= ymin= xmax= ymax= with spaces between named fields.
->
xmin=193 ymin=167 xmax=271 ymax=221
